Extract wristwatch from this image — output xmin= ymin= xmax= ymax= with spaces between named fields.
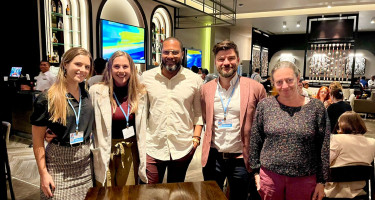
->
xmin=192 ymin=138 xmax=200 ymax=146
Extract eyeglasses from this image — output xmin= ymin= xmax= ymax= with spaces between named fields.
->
xmin=162 ymin=50 xmax=180 ymax=56
xmin=320 ymin=91 xmax=328 ymax=94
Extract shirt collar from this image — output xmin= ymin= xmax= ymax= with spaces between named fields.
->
xmin=218 ymin=73 xmax=239 ymax=89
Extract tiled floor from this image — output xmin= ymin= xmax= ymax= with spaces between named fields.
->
xmin=5 ymin=117 xmax=375 ymax=200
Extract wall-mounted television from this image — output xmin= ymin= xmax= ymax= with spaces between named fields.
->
xmin=101 ymin=19 xmax=145 ymax=63
xmin=185 ymin=48 xmax=202 ymax=68
xmin=309 ymin=19 xmax=354 ymax=40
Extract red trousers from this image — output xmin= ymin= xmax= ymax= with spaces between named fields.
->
xmin=259 ymin=167 xmax=316 ymax=200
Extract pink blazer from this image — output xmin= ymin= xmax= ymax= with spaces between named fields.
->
xmin=200 ymin=76 xmax=266 ymax=171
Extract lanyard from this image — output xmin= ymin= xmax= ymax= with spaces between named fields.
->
xmin=113 ymin=92 xmax=131 ymax=127
xmin=66 ymin=88 xmax=82 ymax=133
xmin=217 ymin=76 xmax=239 ymax=120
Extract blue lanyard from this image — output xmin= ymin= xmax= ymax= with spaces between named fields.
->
xmin=113 ymin=92 xmax=131 ymax=127
xmin=66 ymin=88 xmax=82 ymax=133
xmin=217 ymin=76 xmax=239 ymax=120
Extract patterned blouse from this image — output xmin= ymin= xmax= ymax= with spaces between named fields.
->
xmin=249 ymin=96 xmax=330 ymax=183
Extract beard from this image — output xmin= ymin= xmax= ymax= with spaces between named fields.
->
xmin=218 ymin=65 xmax=237 ymax=78
xmin=161 ymin=58 xmax=182 ymax=72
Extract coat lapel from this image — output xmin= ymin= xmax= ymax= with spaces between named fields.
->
xmin=97 ymin=86 xmax=112 ymax=133
xmin=239 ymin=77 xmax=249 ymax=128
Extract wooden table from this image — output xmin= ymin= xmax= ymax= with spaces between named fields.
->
xmin=85 ymin=181 xmax=227 ymax=200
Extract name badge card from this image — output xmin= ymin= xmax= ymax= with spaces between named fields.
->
xmin=217 ymin=119 xmax=233 ymax=129
xmin=122 ymin=126 xmax=135 ymax=139
xmin=70 ymin=131 xmax=84 ymax=144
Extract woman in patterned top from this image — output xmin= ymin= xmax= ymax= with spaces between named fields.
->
xmin=249 ymin=61 xmax=330 ymax=200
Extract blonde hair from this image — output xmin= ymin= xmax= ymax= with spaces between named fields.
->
xmin=101 ymin=50 xmax=145 ymax=113
xmin=47 ymin=47 xmax=93 ymax=125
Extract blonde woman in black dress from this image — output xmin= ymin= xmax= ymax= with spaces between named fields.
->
xmin=31 ymin=47 xmax=94 ymax=199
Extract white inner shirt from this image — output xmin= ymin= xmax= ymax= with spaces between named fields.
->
xmin=212 ymin=74 xmax=242 ymax=153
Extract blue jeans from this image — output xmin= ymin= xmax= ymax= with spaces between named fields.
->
xmin=203 ymin=148 xmax=253 ymax=200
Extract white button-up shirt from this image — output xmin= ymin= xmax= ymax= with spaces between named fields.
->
xmin=212 ymin=74 xmax=242 ymax=153
xmin=141 ymin=66 xmax=203 ymax=160
xmin=35 ymin=71 xmax=56 ymax=91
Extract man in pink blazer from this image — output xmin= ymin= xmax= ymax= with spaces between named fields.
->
xmin=201 ymin=40 xmax=266 ymax=200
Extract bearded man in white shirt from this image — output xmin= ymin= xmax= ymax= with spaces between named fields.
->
xmin=141 ymin=37 xmax=203 ymax=184
xmin=34 ymin=61 xmax=56 ymax=91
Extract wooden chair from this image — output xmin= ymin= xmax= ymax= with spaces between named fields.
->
xmin=1 ymin=121 xmax=15 ymax=200
xmin=323 ymin=165 xmax=374 ymax=200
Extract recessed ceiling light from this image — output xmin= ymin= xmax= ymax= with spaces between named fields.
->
xmin=371 ymin=17 xmax=375 ymax=24
xmin=296 ymin=21 xmax=301 ymax=28
xmin=238 ymin=3 xmax=244 ymax=7
xmin=283 ymin=21 xmax=287 ymax=28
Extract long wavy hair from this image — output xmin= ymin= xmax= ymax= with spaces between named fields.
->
xmin=101 ymin=50 xmax=145 ymax=113
xmin=47 ymin=47 xmax=93 ymax=125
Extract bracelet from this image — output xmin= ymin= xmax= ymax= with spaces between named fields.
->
xmin=192 ymin=136 xmax=201 ymax=139
xmin=192 ymin=138 xmax=200 ymax=146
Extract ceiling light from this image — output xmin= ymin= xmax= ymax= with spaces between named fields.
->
xmin=283 ymin=21 xmax=286 ymax=28
xmin=238 ymin=3 xmax=244 ymax=7
xmin=296 ymin=21 xmax=301 ymax=28
xmin=371 ymin=17 xmax=375 ymax=24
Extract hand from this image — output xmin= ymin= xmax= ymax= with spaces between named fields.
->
xmin=40 ymin=172 xmax=55 ymax=198
xmin=254 ymin=173 xmax=260 ymax=191
xmin=311 ymin=183 xmax=325 ymax=200
xmin=45 ymin=129 xmax=57 ymax=143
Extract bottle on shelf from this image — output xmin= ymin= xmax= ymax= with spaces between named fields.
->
xmin=58 ymin=0 xmax=62 ymax=14
xmin=161 ymin=27 xmax=164 ymax=34
xmin=47 ymin=52 xmax=52 ymax=63
xmin=52 ymin=33 xmax=58 ymax=43
xmin=66 ymin=5 xmax=70 ymax=15
xmin=58 ymin=18 xmax=63 ymax=29
xmin=51 ymin=0 xmax=56 ymax=13
xmin=53 ymin=51 xmax=59 ymax=63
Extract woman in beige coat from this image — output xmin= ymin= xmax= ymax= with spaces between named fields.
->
xmin=325 ymin=111 xmax=375 ymax=198
xmin=89 ymin=51 xmax=148 ymax=186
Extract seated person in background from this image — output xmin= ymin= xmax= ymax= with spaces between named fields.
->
xmin=88 ymin=58 xmax=107 ymax=87
xmin=360 ymin=76 xmax=368 ymax=88
xmin=325 ymin=111 xmax=375 ymax=198
xmin=353 ymin=77 xmax=364 ymax=96
xmin=368 ymin=75 xmax=375 ymax=89
xmin=315 ymin=86 xmax=331 ymax=108
xmin=298 ymin=78 xmax=309 ymax=98
xmin=191 ymin=65 xmax=199 ymax=73
xmin=329 ymin=81 xmax=343 ymax=91
xmin=327 ymin=88 xmax=352 ymax=133
xmin=302 ymin=80 xmax=313 ymax=97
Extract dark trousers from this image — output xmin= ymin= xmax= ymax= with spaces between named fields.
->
xmin=146 ymin=148 xmax=195 ymax=184
xmin=203 ymin=148 xmax=256 ymax=200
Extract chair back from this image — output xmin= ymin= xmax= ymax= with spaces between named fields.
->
xmin=328 ymin=165 xmax=373 ymax=182
xmin=325 ymin=165 xmax=374 ymax=200
xmin=1 ymin=121 xmax=11 ymax=145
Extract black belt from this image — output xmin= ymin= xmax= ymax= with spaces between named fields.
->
xmin=218 ymin=152 xmax=242 ymax=159
xmin=51 ymin=138 xmax=89 ymax=147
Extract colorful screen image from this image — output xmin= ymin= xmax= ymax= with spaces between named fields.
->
xmin=9 ymin=67 xmax=22 ymax=77
xmin=186 ymin=49 xmax=202 ymax=68
xmin=101 ymin=19 xmax=145 ymax=63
